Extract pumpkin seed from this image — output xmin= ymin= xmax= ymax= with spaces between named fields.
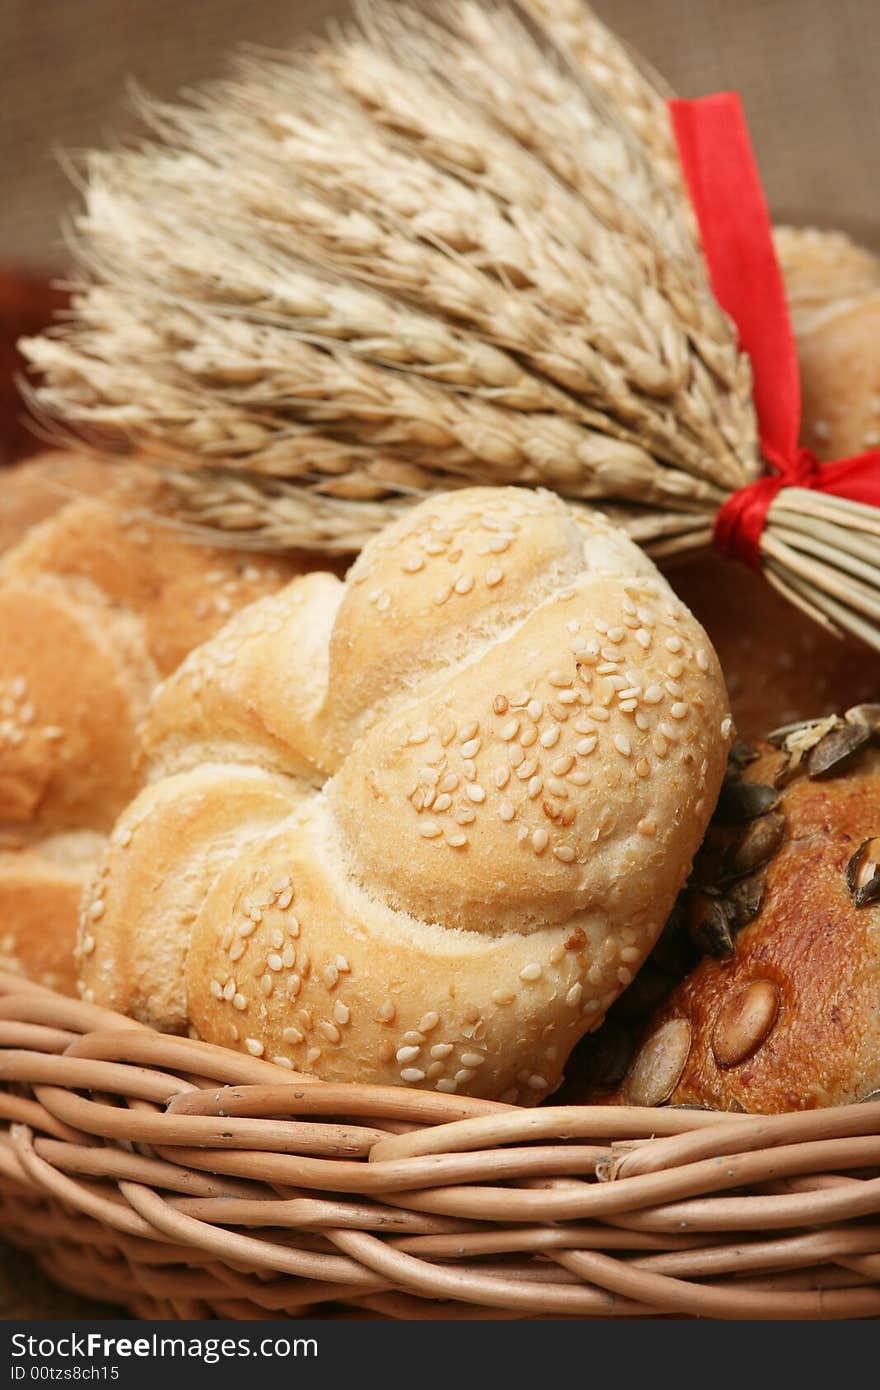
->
xmin=845 ymin=703 xmax=880 ymax=735
xmin=724 ymin=870 xmax=767 ymax=931
xmin=724 ymin=812 xmax=786 ymax=879
xmin=807 ymin=721 xmax=872 ymax=779
xmin=714 ymin=780 xmax=779 ymax=825
xmin=686 ymin=890 xmax=734 ymax=959
xmin=846 ymin=837 xmax=880 ymax=908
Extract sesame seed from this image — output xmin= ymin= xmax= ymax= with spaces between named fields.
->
xmin=485 ymin=566 xmax=504 ymax=587
xmin=400 ymin=1068 xmax=426 ymax=1084
xmin=419 ymin=1012 xmax=440 ymax=1033
xmin=377 ymin=1000 xmax=396 ymax=1023
xmin=318 ymin=1021 xmax=340 ymax=1044
xmin=547 ymin=777 xmax=568 ymax=797
xmin=635 ymin=757 xmax=650 ymax=779
xmin=460 ymin=737 xmax=480 ymax=758
xmin=272 ymin=1056 xmax=293 ymax=1070
xmin=619 ymin=699 xmax=637 ymax=713
xmin=283 ymin=1027 xmax=304 ymax=1045
xmin=613 ymin=733 xmax=632 ymax=757
xmin=209 ymin=979 xmax=222 ymax=999
xmin=499 ymin=800 xmax=515 ymax=822
xmin=402 ymin=554 xmax=425 ymax=573
xmin=494 ymin=766 xmax=510 ymax=789
xmin=526 ymin=700 xmax=543 ymax=722
xmin=446 ymin=832 xmax=469 ymax=848
xmin=233 ymin=993 xmax=247 ymax=1011
xmin=540 ymin=726 xmax=560 ymax=748
xmin=228 ymin=940 xmax=245 ymax=963
xmin=323 ymin=963 xmax=339 ymax=990
xmin=288 ymin=974 xmax=302 ymax=997
xmin=566 ymin=983 xmax=583 ymax=1008
xmin=426 ymin=1061 xmax=444 ymax=1080
xmin=520 ymin=962 xmax=543 ymax=982
xmin=667 ymin=659 xmax=685 ymax=679
xmin=635 ymin=629 xmax=652 ymax=649
xmin=567 ymin=770 xmax=590 ymax=787
xmin=419 ymin=821 xmax=442 ymax=838
xmin=431 ymin=1042 xmax=453 ymax=1059
xmin=238 ymin=919 xmax=258 ymax=939
xmin=531 ymin=828 xmax=549 ymax=854
xmin=721 ymin=716 xmax=733 ymax=738
xmin=519 ymin=725 xmax=538 ymax=748
xmin=670 ymin=702 xmax=689 ymax=720
xmin=244 ymin=1038 xmax=264 ymax=1057
xmin=306 ymin=1047 xmax=322 ymax=1066
xmin=551 ymin=753 xmax=575 ymax=776
xmin=431 ymin=793 xmax=451 ymax=813
xmin=454 ymin=574 xmax=474 ymax=594
xmin=455 ymin=1068 xmax=475 ymax=1085
xmin=528 ymin=775 xmax=543 ymax=799
xmin=462 ymin=759 xmax=477 ymax=780
xmin=439 ymin=772 xmax=460 ymax=792
xmin=465 ymin=783 xmax=485 ymax=803
xmin=460 ymin=720 xmax=479 ymax=741
xmin=548 ymin=671 xmax=572 ymax=688
xmin=696 ymin=649 xmax=710 ymax=671
xmin=89 ymin=899 xmax=105 ymax=921
xmin=460 ymin=1051 xmax=484 ymax=1068
xmin=527 ymin=1075 xmax=548 ymax=1091
xmin=260 ymin=975 xmax=274 ymax=998
xmin=435 ymin=1078 xmax=458 ymax=1093
xmin=607 ymin=627 xmax=626 ymax=643
xmin=396 ymin=1045 xmax=421 ymax=1064
xmin=638 ymin=817 xmax=657 ymax=837
xmin=500 ymin=718 xmax=519 ymax=741
xmin=267 ymin=953 xmax=283 ymax=972
xmin=666 ymin=680 xmax=684 ymax=698
xmin=553 ymin=844 xmax=576 ymax=863
xmin=587 ymin=707 xmax=610 ymax=721
xmin=456 ymin=807 xmax=475 ymax=824
xmin=336 ymin=955 xmax=350 ymax=973
xmin=223 ymin=979 xmax=236 ymax=1001
xmin=409 ymin=726 xmax=430 ymax=744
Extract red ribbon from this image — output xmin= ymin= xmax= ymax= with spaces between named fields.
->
xmin=668 ymin=93 xmax=880 ymax=570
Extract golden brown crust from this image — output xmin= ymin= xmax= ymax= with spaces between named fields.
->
xmin=619 ymin=743 xmax=880 ymax=1112
xmin=774 ymin=226 xmax=880 ymax=334
xmin=0 ymin=450 xmax=318 ymax=993
xmin=0 ymin=833 xmax=105 ymax=994
xmin=82 ymin=487 xmax=731 ymax=1102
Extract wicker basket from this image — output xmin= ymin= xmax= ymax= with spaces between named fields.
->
xmin=2 ymin=972 xmax=880 ymax=1321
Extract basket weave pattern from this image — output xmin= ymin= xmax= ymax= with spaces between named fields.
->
xmin=2 ymin=974 xmax=880 ymax=1320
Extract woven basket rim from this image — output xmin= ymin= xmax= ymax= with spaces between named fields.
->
xmin=2 ymin=970 xmax=880 ymax=1320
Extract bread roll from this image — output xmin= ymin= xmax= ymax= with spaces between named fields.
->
xmin=80 ymin=487 xmax=731 ymax=1103
xmin=614 ymin=710 xmax=880 ymax=1112
xmin=0 ymin=452 xmax=317 ymax=989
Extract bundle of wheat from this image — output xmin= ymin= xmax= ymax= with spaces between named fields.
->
xmin=19 ymin=1 xmax=880 ymax=648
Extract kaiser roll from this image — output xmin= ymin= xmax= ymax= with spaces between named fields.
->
xmin=79 ymin=486 xmax=731 ymax=1103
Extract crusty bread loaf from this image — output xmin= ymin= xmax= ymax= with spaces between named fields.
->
xmin=615 ymin=716 xmax=880 ymax=1112
xmin=0 ymin=452 xmax=316 ymax=990
xmin=80 ymin=486 xmax=731 ymax=1103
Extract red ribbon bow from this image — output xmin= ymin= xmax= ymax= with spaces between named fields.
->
xmin=668 ymin=93 xmax=880 ymax=571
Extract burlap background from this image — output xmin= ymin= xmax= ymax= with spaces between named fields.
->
xmin=2 ymin=0 xmax=879 ymax=269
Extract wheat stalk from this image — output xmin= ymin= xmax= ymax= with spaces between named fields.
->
xmin=18 ymin=0 xmax=880 ymax=651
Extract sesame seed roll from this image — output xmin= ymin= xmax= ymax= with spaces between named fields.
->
xmin=80 ymin=487 xmax=732 ymax=1103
